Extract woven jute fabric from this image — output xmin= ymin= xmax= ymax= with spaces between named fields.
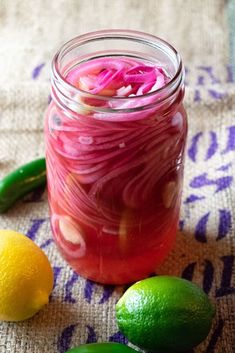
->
xmin=0 ymin=1 xmax=234 ymax=352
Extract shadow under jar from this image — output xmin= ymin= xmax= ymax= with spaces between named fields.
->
xmin=45 ymin=30 xmax=188 ymax=284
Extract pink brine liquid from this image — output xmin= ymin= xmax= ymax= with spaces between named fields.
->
xmin=45 ymin=56 xmax=187 ymax=284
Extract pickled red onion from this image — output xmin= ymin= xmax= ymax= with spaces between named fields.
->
xmin=66 ymin=57 xmax=169 ymax=98
xmin=124 ymin=65 xmax=156 ymax=83
xmin=46 ymin=57 xmax=185 ymax=245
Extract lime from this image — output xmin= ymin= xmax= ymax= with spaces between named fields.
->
xmin=116 ymin=276 xmax=215 ymax=352
xmin=0 ymin=229 xmax=54 ymax=321
xmin=66 ymin=342 xmax=138 ymax=353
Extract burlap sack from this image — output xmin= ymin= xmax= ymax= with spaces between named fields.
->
xmin=0 ymin=1 xmax=234 ymax=352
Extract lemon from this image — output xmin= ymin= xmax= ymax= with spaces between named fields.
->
xmin=0 ymin=229 xmax=54 ymax=321
xmin=116 ymin=276 xmax=216 ymax=352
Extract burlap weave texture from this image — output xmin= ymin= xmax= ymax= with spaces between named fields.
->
xmin=0 ymin=1 xmax=234 ymax=352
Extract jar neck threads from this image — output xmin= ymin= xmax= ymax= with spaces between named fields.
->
xmin=51 ymin=30 xmax=184 ymax=116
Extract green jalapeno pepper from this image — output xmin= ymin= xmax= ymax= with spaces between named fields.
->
xmin=0 ymin=158 xmax=46 ymax=213
xmin=66 ymin=343 xmax=137 ymax=353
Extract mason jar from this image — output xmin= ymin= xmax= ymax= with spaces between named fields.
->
xmin=45 ymin=30 xmax=188 ymax=284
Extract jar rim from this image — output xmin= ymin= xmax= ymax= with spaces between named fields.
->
xmin=51 ymin=29 xmax=184 ymax=113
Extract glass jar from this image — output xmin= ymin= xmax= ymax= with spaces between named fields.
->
xmin=45 ymin=30 xmax=187 ymax=284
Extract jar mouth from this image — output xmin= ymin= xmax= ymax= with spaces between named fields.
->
xmin=51 ymin=29 xmax=184 ymax=112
